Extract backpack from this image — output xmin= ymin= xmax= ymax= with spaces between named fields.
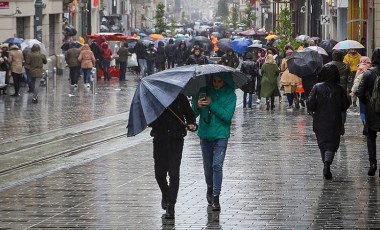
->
xmin=369 ymin=67 xmax=380 ymax=113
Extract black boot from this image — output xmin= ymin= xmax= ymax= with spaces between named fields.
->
xmin=323 ymin=162 xmax=332 ymax=180
xmin=161 ymin=194 xmax=168 ymax=210
xmin=266 ymin=100 xmax=270 ymax=110
xmin=212 ymin=196 xmax=220 ymax=211
xmin=368 ymin=162 xmax=377 ymax=176
xmin=165 ymin=204 xmax=175 ymax=219
xmin=207 ymin=186 xmax=213 ymax=206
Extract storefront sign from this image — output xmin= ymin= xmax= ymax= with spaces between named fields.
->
xmin=0 ymin=1 xmax=9 ymax=9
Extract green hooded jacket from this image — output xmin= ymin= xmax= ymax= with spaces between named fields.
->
xmin=192 ymin=72 xmax=237 ymax=140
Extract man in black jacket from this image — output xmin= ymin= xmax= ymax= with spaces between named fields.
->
xmin=357 ymin=47 xmax=380 ymax=177
xmin=165 ymin=39 xmax=176 ymax=69
xmin=149 ymin=93 xmax=197 ymax=219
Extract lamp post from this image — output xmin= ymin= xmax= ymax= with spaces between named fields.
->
xmin=34 ymin=0 xmax=44 ymax=42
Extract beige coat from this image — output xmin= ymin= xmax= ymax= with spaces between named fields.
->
xmin=280 ymin=58 xmax=302 ymax=86
xmin=8 ymin=45 xmax=23 ymax=74
xmin=78 ymin=44 xmax=95 ymax=69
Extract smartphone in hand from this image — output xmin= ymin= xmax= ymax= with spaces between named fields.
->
xmin=199 ymin=92 xmax=207 ymax=100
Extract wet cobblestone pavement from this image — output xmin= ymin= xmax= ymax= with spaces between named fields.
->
xmin=1 ymin=70 xmax=380 ymax=229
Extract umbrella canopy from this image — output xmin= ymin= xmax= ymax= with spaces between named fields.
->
xmin=217 ymin=38 xmax=232 ymax=53
xmin=246 ymin=43 xmax=266 ymax=53
xmin=61 ymin=41 xmax=83 ymax=51
xmin=287 ymin=49 xmax=323 ymax=78
xmin=318 ymin=39 xmax=338 ymax=54
xmin=189 ymin=36 xmax=212 ymax=51
xmin=63 ymin=25 xmax=77 ymax=36
xmin=211 ymin=32 xmax=221 ymax=38
xmin=265 ymin=34 xmax=278 ymax=40
xmin=304 ymin=46 xmax=328 ymax=56
xmin=154 ymin=38 xmax=167 ymax=47
xmin=333 ymin=39 xmax=365 ymax=50
xmin=20 ymin=39 xmax=47 ymax=54
xmin=149 ymin=34 xmax=164 ymax=41
xmin=4 ymin=37 xmax=24 ymax=44
xmin=231 ymin=38 xmax=253 ymax=54
xmin=127 ymin=64 xmax=249 ymax=137
xmin=295 ymin=35 xmax=311 ymax=42
xmin=237 ymin=28 xmax=267 ymax=36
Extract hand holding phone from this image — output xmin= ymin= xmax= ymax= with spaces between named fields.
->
xmin=199 ymin=92 xmax=207 ymax=100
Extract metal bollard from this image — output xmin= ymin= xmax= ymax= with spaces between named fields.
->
xmin=53 ymin=67 xmax=57 ymax=89
xmin=91 ymin=67 xmax=97 ymax=94
xmin=45 ymin=69 xmax=49 ymax=93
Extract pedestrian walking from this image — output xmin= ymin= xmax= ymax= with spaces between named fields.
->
xmin=155 ymin=41 xmax=166 ymax=72
xmin=255 ymin=49 xmax=266 ymax=104
xmin=146 ymin=43 xmax=157 ymax=76
xmin=117 ymin=43 xmax=129 ymax=81
xmin=165 ymin=39 xmax=176 ymax=69
xmin=65 ymin=43 xmax=81 ymax=87
xmin=175 ymin=41 xmax=190 ymax=67
xmin=89 ymin=40 xmax=103 ymax=79
xmin=22 ymin=47 xmax=33 ymax=93
xmin=8 ymin=44 xmax=24 ymax=96
xmin=78 ymin=44 xmax=95 ymax=87
xmin=344 ymin=48 xmax=361 ymax=107
xmin=0 ymin=44 xmax=10 ymax=94
xmin=260 ymin=54 xmax=281 ymax=110
xmin=307 ymin=63 xmax=350 ymax=180
xmin=186 ymin=45 xmax=208 ymax=65
xmin=350 ymin=56 xmax=372 ymax=135
xmin=357 ymin=48 xmax=380 ymax=177
xmin=101 ymin=42 xmax=112 ymax=81
xmin=25 ymin=44 xmax=47 ymax=103
xmin=219 ymin=47 xmax=239 ymax=68
xmin=149 ymin=93 xmax=196 ymax=219
xmin=330 ymin=49 xmax=352 ymax=135
xmin=192 ymin=73 xmax=237 ymax=211
xmin=240 ymin=52 xmax=257 ymax=108
xmin=280 ymin=49 xmax=302 ymax=109
xmin=134 ymin=40 xmax=148 ymax=78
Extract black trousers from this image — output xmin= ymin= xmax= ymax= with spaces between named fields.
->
xmin=119 ymin=61 xmax=126 ymax=80
xmin=153 ymin=137 xmax=184 ymax=205
xmin=367 ymin=128 xmax=378 ymax=164
xmin=11 ymin=72 xmax=22 ymax=94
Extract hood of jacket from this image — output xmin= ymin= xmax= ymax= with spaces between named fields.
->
xmin=318 ymin=63 xmax=340 ymax=84
xmin=82 ymin=44 xmax=90 ymax=51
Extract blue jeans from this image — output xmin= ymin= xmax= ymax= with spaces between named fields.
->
xmin=200 ymin=138 xmax=228 ymax=196
xmin=243 ymin=92 xmax=253 ymax=108
xmin=138 ymin=58 xmax=147 ymax=78
xmin=82 ymin=68 xmax=92 ymax=83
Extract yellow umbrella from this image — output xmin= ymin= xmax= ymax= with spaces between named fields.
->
xmin=149 ymin=34 xmax=164 ymax=41
xmin=265 ymin=34 xmax=278 ymax=40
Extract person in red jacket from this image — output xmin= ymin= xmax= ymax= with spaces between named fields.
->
xmin=101 ymin=42 xmax=112 ymax=81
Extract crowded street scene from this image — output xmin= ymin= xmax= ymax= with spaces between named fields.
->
xmin=1 ymin=0 xmax=380 ymax=229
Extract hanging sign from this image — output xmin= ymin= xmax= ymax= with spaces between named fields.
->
xmin=0 ymin=1 xmax=10 ymax=9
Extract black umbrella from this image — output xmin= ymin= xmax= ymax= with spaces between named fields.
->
xmin=63 ymin=25 xmax=77 ymax=36
xmin=287 ymin=49 xmax=323 ymax=78
xmin=246 ymin=43 xmax=266 ymax=53
xmin=217 ymin=38 xmax=231 ymax=53
xmin=127 ymin=64 xmax=249 ymax=137
xmin=189 ymin=36 xmax=212 ymax=51
xmin=319 ymin=39 xmax=338 ymax=54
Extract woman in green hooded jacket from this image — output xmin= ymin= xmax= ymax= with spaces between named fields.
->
xmin=192 ymin=73 xmax=237 ymax=211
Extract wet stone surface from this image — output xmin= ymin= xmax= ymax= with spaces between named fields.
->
xmin=1 ymin=71 xmax=380 ymax=229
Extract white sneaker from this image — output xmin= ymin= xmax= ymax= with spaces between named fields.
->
xmin=74 ymin=84 xmax=78 ymax=88
xmin=86 ymin=83 xmax=90 ymax=88
xmin=256 ymin=99 xmax=261 ymax=104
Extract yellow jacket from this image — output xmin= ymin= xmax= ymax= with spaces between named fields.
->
xmin=343 ymin=52 xmax=361 ymax=72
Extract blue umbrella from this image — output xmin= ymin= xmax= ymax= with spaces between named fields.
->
xmin=231 ymin=38 xmax=253 ymax=54
xmin=4 ymin=37 xmax=24 ymax=44
xmin=127 ymin=64 xmax=249 ymax=137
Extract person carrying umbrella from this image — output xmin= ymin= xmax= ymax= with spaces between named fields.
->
xmin=149 ymin=93 xmax=197 ymax=219
xmin=65 ymin=42 xmax=81 ymax=86
xmin=192 ymin=72 xmax=237 ymax=211
xmin=240 ymin=52 xmax=257 ymax=108
xmin=25 ymin=44 xmax=47 ymax=103
xmin=307 ymin=63 xmax=350 ymax=180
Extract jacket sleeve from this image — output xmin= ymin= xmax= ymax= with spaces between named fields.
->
xmin=209 ymin=91 xmax=236 ymax=123
xmin=78 ymin=52 xmax=82 ymax=62
xmin=307 ymin=85 xmax=318 ymax=112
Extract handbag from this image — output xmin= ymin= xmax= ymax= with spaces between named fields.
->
xmin=127 ymin=53 xmax=138 ymax=67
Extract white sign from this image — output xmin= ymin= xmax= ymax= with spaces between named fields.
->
xmin=320 ymin=15 xmax=330 ymax=24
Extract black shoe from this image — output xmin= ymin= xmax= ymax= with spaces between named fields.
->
xmin=11 ymin=93 xmax=19 ymax=97
xmin=165 ymin=204 xmax=175 ymax=219
xmin=161 ymin=195 xmax=168 ymax=210
xmin=323 ymin=163 xmax=332 ymax=180
xmin=368 ymin=163 xmax=377 ymax=176
xmin=207 ymin=186 xmax=213 ymax=206
xmin=363 ymin=124 xmax=368 ymax=136
xmin=212 ymin=196 xmax=220 ymax=211
xmin=300 ymin=99 xmax=305 ymax=107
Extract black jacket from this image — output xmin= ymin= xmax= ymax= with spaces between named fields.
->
xmin=175 ymin=47 xmax=190 ymax=66
xmin=358 ymin=66 xmax=380 ymax=131
xmin=165 ymin=43 xmax=176 ymax=61
xmin=219 ymin=53 xmax=239 ymax=68
xmin=150 ymin=94 xmax=196 ymax=139
xmin=186 ymin=54 xmax=208 ymax=65
xmin=240 ymin=60 xmax=257 ymax=94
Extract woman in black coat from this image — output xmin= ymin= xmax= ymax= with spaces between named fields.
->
xmin=357 ymin=47 xmax=380 ymax=176
xmin=307 ymin=63 xmax=350 ymax=180
xmin=156 ymin=41 xmax=166 ymax=72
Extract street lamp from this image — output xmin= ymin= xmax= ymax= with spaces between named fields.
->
xmin=34 ymin=0 xmax=45 ymax=42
